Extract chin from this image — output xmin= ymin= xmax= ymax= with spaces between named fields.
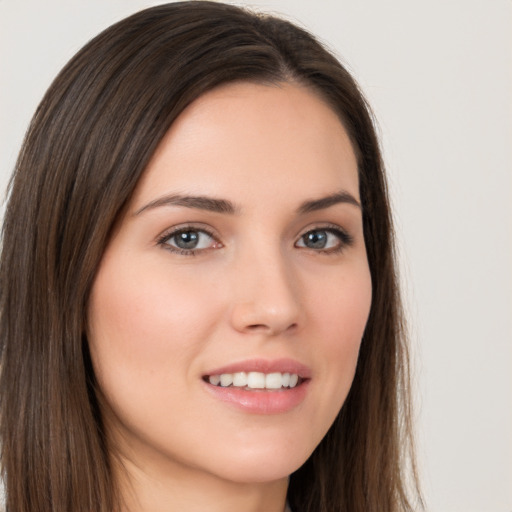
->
xmin=205 ymin=445 xmax=312 ymax=484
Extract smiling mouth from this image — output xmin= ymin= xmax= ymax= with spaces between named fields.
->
xmin=203 ymin=371 xmax=305 ymax=390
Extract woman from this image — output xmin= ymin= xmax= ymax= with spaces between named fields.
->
xmin=0 ymin=2 xmax=421 ymax=511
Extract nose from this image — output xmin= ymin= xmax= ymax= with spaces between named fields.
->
xmin=229 ymin=248 xmax=301 ymax=336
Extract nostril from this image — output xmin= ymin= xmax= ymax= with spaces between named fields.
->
xmin=247 ymin=324 xmax=266 ymax=330
xmin=286 ymin=322 xmax=299 ymax=334
xmin=246 ymin=322 xmax=298 ymax=334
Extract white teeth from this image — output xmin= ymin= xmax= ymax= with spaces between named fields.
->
xmin=209 ymin=375 xmax=220 ymax=386
xmin=233 ymin=372 xmax=248 ymax=387
xmin=207 ymin=371 xmax=301 ymax=389
xmin=220 ymin=374 xmax=233 ymax=387
xmin=265 ymin=372 xmax=283 ymax=389
xmin=247 ymin=372 xmax=265 ymax=389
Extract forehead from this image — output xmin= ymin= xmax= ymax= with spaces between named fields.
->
xmin=131 ymin=81 xmax=359 ymax=210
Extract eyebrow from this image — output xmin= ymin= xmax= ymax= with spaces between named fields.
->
xmin=297 ymin=191 xmax=361 ymax=213
xmin=134 ymin=190 xmax=361 ymax=216
xmin=134 ymin=194 xmax=238 ymax=216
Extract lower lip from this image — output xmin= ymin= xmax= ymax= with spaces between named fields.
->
xmin=203 ymin=381 xmax=310 ymax=414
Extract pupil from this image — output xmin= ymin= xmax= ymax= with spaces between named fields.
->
xmin=175 ymin=230 xmax=199 ymax=249
xmin=305 ymin=231 xmax=327 ymax=248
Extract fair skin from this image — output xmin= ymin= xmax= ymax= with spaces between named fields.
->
xmin=88 ymin=82 xmax=372 ymax=512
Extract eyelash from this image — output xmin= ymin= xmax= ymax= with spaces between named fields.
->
xmin=157 ymin=224 xmax=219 ymax=256
xmin=156 ymin=223 xmax=353 ymax=256
xmin=298 ymin=224 xmax=354 ymax=254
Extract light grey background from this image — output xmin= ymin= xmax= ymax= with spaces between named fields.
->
xmin=1 ymin=1 xmax=511 ymax=511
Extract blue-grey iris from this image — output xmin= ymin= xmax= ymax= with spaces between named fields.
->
xmin=175 ymin=230 xmax=199 ymax=249
xmin=303 ymin=231 xmax=327 ymax=249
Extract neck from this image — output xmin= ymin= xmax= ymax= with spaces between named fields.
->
xmin=114 ymin=454 xmax=289 ymax=512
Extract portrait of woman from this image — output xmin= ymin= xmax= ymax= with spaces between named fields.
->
xmin=1 ymin=1 xmax=509 ymax=512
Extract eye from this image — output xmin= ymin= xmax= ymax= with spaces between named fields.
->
xmin=158 ymin=227 xmax=220 ymax=254
xmin=295 ymin=227 xmax=352 ymax=253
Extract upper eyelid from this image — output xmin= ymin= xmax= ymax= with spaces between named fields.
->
xmin=296 ymin=222 xmax=350 ymax=237
xmin=157 ymin=223 xmax=219 ymax=241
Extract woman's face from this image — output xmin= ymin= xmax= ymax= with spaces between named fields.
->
xmin=88 ymin=82 xmax=372 ymax=486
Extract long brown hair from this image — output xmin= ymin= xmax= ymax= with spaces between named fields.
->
xmin=0 ymin=2 xmax=422 ymax=511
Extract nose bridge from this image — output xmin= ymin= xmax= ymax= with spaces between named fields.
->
xmin=229 ymin=239 xmax=301 ymax=335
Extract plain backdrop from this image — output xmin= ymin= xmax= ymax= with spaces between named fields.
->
xmin=1 ymin=1 xmax=511 ymax=511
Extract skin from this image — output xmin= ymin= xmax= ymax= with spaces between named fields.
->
xmin=87 ymin=82 xmax=372 ymax=512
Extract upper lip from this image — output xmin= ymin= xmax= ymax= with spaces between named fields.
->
xmin=203 ymin=358 xmax=312 ymax=378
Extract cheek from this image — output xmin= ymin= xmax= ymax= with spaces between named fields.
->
xmin=309 ymin=264 xmax=372 ymax=406
xmin=85 ymin=257 xmax=226 ymax=454
xmin=313 ymin=260 xmax=372 ymax=343
xmin=86 ymin=256 xmax=222 ymax=392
